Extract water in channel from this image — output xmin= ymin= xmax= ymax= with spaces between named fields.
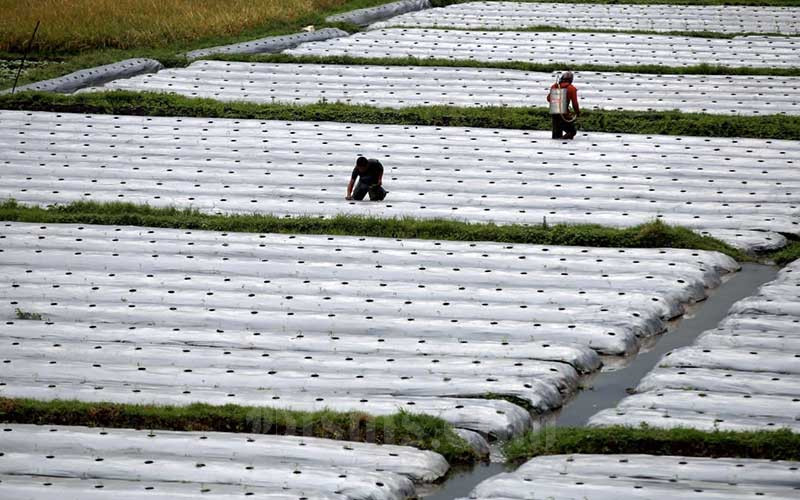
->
xmin=421 ymin=263 xmax=778 ymax=500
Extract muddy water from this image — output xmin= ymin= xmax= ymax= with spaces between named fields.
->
xmin=422 ymin=263 xmax=777 ymax=499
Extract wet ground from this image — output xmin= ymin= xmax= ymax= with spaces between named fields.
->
xmin=421 ymin=263 xmax=778 ymax=500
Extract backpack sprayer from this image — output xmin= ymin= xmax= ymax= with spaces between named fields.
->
xmin=548 ymin=72 xmax=577 ymax=123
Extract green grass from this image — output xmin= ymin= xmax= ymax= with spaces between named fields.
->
xmin=0 ymin=0 xmax=383 ymax=90
xmin=770 ymin=239 xmax=800 ymax=266
xmin=3 ymin=90 xmax=800 ymax=141
xmin=0 ymin=199 xmax=750 ymax=261
xmin=503 ymin=425 xmax=800 ymax=463
xmin=14 ymin=308 xmax=44 ymax=320
xmin=0 ymin=397 xmax=479 ymax=463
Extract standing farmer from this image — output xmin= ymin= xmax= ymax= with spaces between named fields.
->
xmin=346 ymin=156 xmax=387 ymax=201
xmin=547 ymin=71 xmax=580 ymax=140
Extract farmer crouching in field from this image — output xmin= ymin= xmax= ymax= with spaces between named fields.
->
xmin=346 ymin=156 xmax=387 ymax=201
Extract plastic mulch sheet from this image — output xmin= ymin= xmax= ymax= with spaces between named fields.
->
xmin=95 ymin=61 xmax=800 ymax=117
xmin=2 ymin=110 xmax=796 ymax=253
xmin=371 ymin=1 xmax=800 ymax=34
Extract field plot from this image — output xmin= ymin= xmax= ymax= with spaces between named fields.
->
xmin=2 ymin=111 xmax=799 ymax=252
xmin=590 ymin=258 xmax=800 ymax=432
xmin=95 ymin=61 xmax=800 ymax=116
xmin=464 ymin=454 xmax=800 ymax=499
xmin=371 ymin=1 xmax=800 ymax=34
xmin=0 ymin=222 xmax=737 ymax=437
xmin=0 ymin=423 xmax=443 ymax=500
xmin=285 ymin=29 xmax=800 ymax=68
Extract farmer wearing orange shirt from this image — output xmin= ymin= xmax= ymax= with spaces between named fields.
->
xmin=546 ymin=71 xmax=580 ymax=140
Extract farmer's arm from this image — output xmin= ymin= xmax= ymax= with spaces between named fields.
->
xmin=346 ymin=177 xmax=355 ymax=199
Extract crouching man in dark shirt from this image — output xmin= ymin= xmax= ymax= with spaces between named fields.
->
xmin=346 ymin=157 xmax=387 ymax=201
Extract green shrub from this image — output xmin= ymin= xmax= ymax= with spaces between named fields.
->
xmin=0 ymin=397 xmax=479 ymax=463
xmin=504 ymin=425 xmax=800 ymax=463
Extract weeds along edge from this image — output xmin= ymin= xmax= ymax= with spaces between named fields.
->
xmin=0 ymin=200 xmax=751 ymax=262
xmin=503 ymin=426 xmax=800 ymax=463
xmin=0 ymin=397 xmax=479 ymax=464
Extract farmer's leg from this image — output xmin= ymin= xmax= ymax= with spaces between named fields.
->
xmin=368 ymin=184 xmax=387 ymax=201
xmin=562 ymin=120 xmax=576 ymax=139
xmin=351 ymin=182 xmax=369 ymax=200
xmin=551 ymin=115 xmax=563 ymax=139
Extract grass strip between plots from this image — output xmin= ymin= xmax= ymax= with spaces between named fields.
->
xmin=3 ymin=91 xmax=800 ymax=141
xmin=0 ymin=397 xmax=479 ymax=463
xmin=211 ymin=53 xmax=800 ymax=78
xmin=0 ymin=200 xmax=750 ymax=262
xmin=504 ymin=425 xmax=800 ymax=463
xmin=769 ymin=240 xmax=800 ymax=265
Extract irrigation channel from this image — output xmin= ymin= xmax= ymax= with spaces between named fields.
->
xmin=420 ymin=263 xmax=778 ymax=499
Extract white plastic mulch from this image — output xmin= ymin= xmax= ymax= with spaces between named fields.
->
xmin=590 ymin=258 xmax=800 ymax=432
xmin=0 ymin=424 xmax=446 ymax=500
xmin=92 ymin=61 xmax=800 ymax=117
xmin=371 ymin=1 xmax=800 ymax=34
xmin=285 ymin=29 xmax=800 ymax=69
xmin=1 ymin=222 xmax=737 ymax=437
xmin=2 ymin=110 xmax=797 ymax=253
xmin=463 ymin=454 xmax=800 ymax=499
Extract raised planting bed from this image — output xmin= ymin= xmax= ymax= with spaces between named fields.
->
xmin=0 ymin=222 xmax=738 ymax=437
xmin=590 ymin=258 xmax=800 ymax=432
xmin=372 ymin=1 xmax=800 ymax=34
xmin=285 ymin=29 xmax=800 ymax=69
xmin=0 ymin=423 xmax=447 ymax=500
xmin=464 ymin=453 xmax=800 ymax=499
xmin=92 ymin=61 xmax=800 ymax=117
xmin=1 ymin=110 xmax=797 ymax=252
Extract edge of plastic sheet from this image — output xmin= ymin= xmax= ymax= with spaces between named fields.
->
xmin=1 ymin=58 xmax=163 ymax=94
xmin=186 ymin=28 xmax=350 ymax=60
xmin=328 ymin=0 xmax=431 ymax=26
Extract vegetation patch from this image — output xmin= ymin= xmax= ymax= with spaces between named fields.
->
xmin=3 ymin=91 xmax=800 ymax=141
xmin=0 ymin=200 xmax=749 ymax=261
xmin=503 ymin=425 xmax=800 ymax=463
xmin=0 ymin=0 xmax=369 ymax=54
xmin=0 ymin=397 xmax=478 ymax=463
xmin=0 ymin=0 xmax=380 ymax=89
xmin=14 ymin=308 xmax=44 ymax=321
xmin=769 ymin=239 xmax=800 ymax=266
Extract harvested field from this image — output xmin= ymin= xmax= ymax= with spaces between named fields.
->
xmin=0 ymin=0 xmax=355 ymax=53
